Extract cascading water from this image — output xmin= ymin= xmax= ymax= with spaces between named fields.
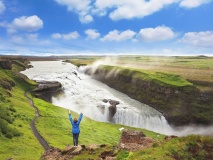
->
xmin=21 ymin=61 xmax=174 ymax=135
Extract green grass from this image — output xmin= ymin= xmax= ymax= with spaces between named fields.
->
xmin=65 ymin=56 xmax=101 ymax=66
xmin=0 ymin=86 xmax=44 ymax=160
xmin=34 ymin=98 xmax=165 ymax=149
xmin=0 ymin=60 xmax=44 ymax=160
xmin=100 ymin=65 xmax=193 ymax=87
xmin=34 ymin=97 xmax=213 ymax=160
xmin=129 ymin=135 xmax=213 ymax=160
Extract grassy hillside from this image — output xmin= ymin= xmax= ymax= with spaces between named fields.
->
xmin=0 ymin=58 xmax=43 ymax=160
xmin=34 ymin=98 xmax=164 ymax=148
xmin=34 ymin=98 xmax=213 ymax=160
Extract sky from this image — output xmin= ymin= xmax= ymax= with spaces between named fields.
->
xmin=0 ymin=0 xmax=213 ymax=56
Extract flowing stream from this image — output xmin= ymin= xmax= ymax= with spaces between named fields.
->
xmin=21 ymin=61 xmax=213 ymax=136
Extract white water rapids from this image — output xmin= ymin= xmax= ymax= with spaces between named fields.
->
xmin=21 ymin=61 xmax=213 ymax=136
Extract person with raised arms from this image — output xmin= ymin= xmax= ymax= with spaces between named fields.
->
xmin=68 ymin=110 xmax=83 ymax=147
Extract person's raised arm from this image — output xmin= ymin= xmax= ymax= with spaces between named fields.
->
xmin=68 ymin=111 xmax=73 ymax=124
xmin=77 ymin=113 xmax=83 ymax=123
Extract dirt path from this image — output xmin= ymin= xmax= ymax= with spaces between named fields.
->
xmin=24 ymin=91 xmax=50 ymax=151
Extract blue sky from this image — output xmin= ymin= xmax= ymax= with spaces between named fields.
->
xmin=0 ymin=0 xmax=213 ymax=56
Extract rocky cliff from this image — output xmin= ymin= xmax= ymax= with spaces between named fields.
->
xmin=32 ymin=81 xmax=62 ymax=102
xmin=85 ymin=65 xmax=213 ymax=126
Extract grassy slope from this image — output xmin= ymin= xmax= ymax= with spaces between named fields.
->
xmin=129 ymin=135 xmax=213 ymax=160
xmin=34 ymin=98 xmax=164 ymax=148
xmin=34 ymin=98 xmax=213 ymax=160
xmin=0 ymin=62 xmax=44 ymax=160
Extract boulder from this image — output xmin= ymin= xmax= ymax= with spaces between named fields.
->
xmin=118 ymin=129 xmax=155 ymax=151
xmin=108 ymin=105 xmax=116 ymax=122
xmin=108 ymin=100 xmax=119 ymax=122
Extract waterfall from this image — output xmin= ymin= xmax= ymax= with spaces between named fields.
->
xmin=21 ymin=61 xmax=174 ymax=135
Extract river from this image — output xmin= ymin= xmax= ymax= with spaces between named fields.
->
xmin=21 ymin=61 xmax=213 ymax=136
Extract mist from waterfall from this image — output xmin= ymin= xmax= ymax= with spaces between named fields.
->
xmin=21 ymin=60 xmax=213 ymax=136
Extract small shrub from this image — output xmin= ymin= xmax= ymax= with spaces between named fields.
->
xmin=152 ymin=142 xmax=159 ymax=147
xmin=5 ymin=132 xmax=13 ymax=139
xmin=116 ymin=150 xmax=129 ymax=160
xmin=9 ymin=106 xmax=16 ymax=112
xmin=0 ymin=118 xmax=22 ymax=138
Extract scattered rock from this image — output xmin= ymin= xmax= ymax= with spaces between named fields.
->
xmin=118 ymin=129 xmax=155 ymax=151
xmin=88 ymin=144 xmax=99 ymax=150
xmin=40 ymin=147 xmax=62 ymax=160
xmin=102 ymin=99 xmax=108 ymax=103
xmin=99 ymin=150 xmax=115 ymax=160
xmin=164 ymin=135 xmax=178 ymax=141
xmin=109 ymin=100 xmax=119 ymax=106
xmin=41 ymin=145 xmax=83 ymax=160
xmin=100 ymin=144 xmax=107 ymax=148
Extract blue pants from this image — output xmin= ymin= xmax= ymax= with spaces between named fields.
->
xmin=73 ymin=133 xmax=79 ymax=146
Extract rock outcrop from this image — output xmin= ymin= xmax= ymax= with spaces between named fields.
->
xmin=41 ymin=145 xmax=83 ymax=160
xmin=0 ymin=59 xmax=12 ymax=70
xmin=101 ymin=99 xmax=120 ymax=122
xmin=118 ymin=129 xmax=155 ymax=151
xmin=32 ymin=81 xmax=62 ymax=102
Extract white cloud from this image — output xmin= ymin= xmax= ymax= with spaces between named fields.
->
xmin=11 ymin=35 xmax=24 ymax=44
xmin=179 ymin=0 xmax=210 ymax=8
xmin=181 ymin=31 xmax=213 ymax=47
xmin=54 ymin=0 xmax=210 ymax=22
xmin=51 ymin=33 xmax=62 ymax=39
xmin=63 ymin=32 xmax=79 ymax=40
xmin=51 ymin=32 xmax=80 ymax=40
xmin=10 ymin=33 xmax=39 ymax=44
xmin=85 ymin=29 xmax=100 ymax=39
xmin=0 ymin=15 xmax=43 ymax=33
xmin=54 ymin=0 xmax=93 ymax=23
xmin=101 ymin=29 xmax=136 ymax=41
xmin=55 ymin=0 xmax=91 ymax=11
xmin=0 ymin=1 xmax=6 ymax=14
xmin=80 ymin=14 xmax=93 ymax=23
xmin=26 ymin=33 xmax=38 ymax=41
xmin=138 ymin=26 xmax=176 ymax=42
xmin=12 ymin=15 xmax=43 ymax=32
xmin=95 ymin=0 xmax=177 ymax=21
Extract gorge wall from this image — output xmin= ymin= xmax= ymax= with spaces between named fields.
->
xmin=85 ymin=66 xmax=213 ymax=126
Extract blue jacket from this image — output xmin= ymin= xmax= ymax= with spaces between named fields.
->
xmin=68 ymin=113 xmax=83 ymax=134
